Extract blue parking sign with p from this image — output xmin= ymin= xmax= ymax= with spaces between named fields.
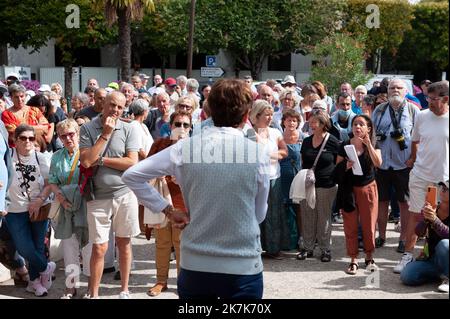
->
xmin=206 ymin=55 xmax=216 ymax=67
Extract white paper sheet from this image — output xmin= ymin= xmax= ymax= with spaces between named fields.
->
xmin=344 ymin=144 xmax=363 ymax=176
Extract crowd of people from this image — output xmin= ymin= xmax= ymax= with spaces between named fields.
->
xmin=0 ymin=71 xmax=448 ymax=299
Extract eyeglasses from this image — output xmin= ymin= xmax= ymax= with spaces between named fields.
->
xmin=426 ymin=96 xmax=444 ymax=102
xmin=178 ymin=104 xmax=193 ymax=110
xmin=18 ymin=135 xmax=36 ymax=142
xmin=174 ymin=122 xmax=191 ymax=129
xmin=60 ymin=132 xmax=76 ymax=140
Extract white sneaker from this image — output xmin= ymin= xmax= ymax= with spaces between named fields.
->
xmin=40 ymin=261 xmax=56 ymax=290
xmin=26 ymin=278 xmax=48 ymax=297
xmin=393 ymin=253 xmax=414 ymax=274
xmin=438 ymin=278 xmax=449 ymax=293
xmin=119 ymin=291 xmax=130 ymax=299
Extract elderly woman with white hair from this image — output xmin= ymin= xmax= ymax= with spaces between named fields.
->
xmin=249 ymin=99 xmax=289 ymax=259
xmin=129 ymin=99 xmax=154 ymax=161
xmin=353 ymin=85 xmax=367 ymax=115
xmin=68 ymin=92 xmax=89 ymax=119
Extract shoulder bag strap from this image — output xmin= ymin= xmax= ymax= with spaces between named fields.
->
xmin=66 ymin=150 xmax=80 ymax=185
xmin=312 ymin=133 xmax=330 ymax=171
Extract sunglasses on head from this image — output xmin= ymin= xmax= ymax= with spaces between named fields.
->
xmin=18 ymin=135 xmax=35 ymax=142
xmin=174 ymin=122 xmax=191 ymax=129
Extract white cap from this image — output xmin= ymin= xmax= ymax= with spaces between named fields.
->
xmin=105 ymin=87 xmax=114 ymax=93
xmin=282 ymin=75 xmax=296 ymax=85
xmin=26 ymin=90 xmax=36 ymax=97
xmin=6 ymin=72 xmax=20 ymax=80
xmin=38 ymin=84 xmax=51 ymax=93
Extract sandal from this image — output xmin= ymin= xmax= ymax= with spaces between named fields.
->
xmin=345 ymin=262 xmax=359 ymax=275
xmin=147 ymin=283 xmax=168 ymax=297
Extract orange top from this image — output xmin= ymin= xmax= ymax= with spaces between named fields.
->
xmin=1 ymin=106 xmax=49 ymax=147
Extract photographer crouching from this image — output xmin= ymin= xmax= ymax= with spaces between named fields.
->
xmin=371 ymin=79 xmax=420 ymax=258
xmin=400 ymin=180 xmax=448 ymax=293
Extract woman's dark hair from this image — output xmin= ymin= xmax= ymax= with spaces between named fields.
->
xmin=351 ymin=114 xmax=377 ymax=167
xmin=281 ymin=109 xmax=301 ymax=129
xmin=34 ymin=134 xmax=48 ymax=152
xmin=311 ymin=81 xmax=327 ymax=99
xmin=27 ymin=94 xmax=53 ymax=116
xmin=208 ymin=79 xmax=253 ymax=128
xmin=300 ymin=84 xmax=318 ymax=98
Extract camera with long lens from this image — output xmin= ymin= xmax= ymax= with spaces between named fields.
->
xmin=376 ymin=131 xmax=387 ymax=142
xmin=390 ymin=128 xmax=407 ymax=150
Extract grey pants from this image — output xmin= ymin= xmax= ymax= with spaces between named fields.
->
xmin=299 ymin=186 xmax=337 ymax=252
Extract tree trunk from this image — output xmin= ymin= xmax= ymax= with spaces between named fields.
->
xmin=64 ymin=64 xmax=73 ymax=111
xmin=117 ymin=7 xmax=131 ymax=82
xmin=161 ymin=55 xmax=167 ymax=80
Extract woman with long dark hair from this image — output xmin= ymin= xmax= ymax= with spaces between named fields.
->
xmin=335 ymin=114 xmax=382 ymax=275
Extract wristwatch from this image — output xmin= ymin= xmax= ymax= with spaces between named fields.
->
xmin=98 ymin=156 xmax=104 ymax=166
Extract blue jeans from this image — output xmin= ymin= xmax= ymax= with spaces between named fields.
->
xmin=178 ymin=268 xmax=263 ymax=299
xmin=5 ymin=212 xmax=49 ymax=281
xmin=401 ymin=239 xmax=449 ymax=285
xmin=0 ymin=216 xmax=25 ymax=270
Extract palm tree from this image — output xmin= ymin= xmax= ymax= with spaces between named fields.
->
xmin=97 ymin=0 xmax=154 ymax=82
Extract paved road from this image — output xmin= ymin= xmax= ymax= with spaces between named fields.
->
xmin=0 ymin=222 xmax=448 ymax=299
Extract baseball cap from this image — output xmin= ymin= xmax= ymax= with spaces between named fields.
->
xmin=108 ymin=82 xmax=119 ymax=90
xmin=38 ymin=84 xmax=51 ymax=93
xmin=139 ymin=73 xmax=150 ymax=79
xmin=165 ymin=77 xmax=177 ymax=87
xmin=282 ymin=75 xmax=296 ymax=85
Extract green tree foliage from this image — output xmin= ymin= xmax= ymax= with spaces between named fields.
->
xmin=0 ymin=0 xmax=115 ymax=97
xmin=95 ymin=0 xmax=154 ymax=81
xmin=139 ymin=0 xmax=343 ymax=79
xmin=213 ymin=0 xmax=344 ymax=79
xmin=310 ymin=33 xmax=372 ymax=98
xmin=344 ymin=0 xmax=414 ymax=72
xmin=395 ymin=2 xmax=449 ymax=80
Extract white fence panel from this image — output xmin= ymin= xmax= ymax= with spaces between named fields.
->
xmin=81 ymin=67 xmax=119 ymax=89
xmin=39 ymin=67 xmax=81 ymax=97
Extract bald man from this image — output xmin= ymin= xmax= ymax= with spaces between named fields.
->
xmin=79 ymin=91 xmax=140 ymax=299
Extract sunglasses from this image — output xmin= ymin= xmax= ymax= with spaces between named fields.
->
xmin=60 ymin=132 xmax=76 ymax=140
xmin=174 ymin=122 xmax=191 ymax=129
xmin=18 ymin=135 xmax=35 ymax=142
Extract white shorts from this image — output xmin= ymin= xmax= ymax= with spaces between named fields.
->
xmin=408 ymin=171 xmax=438 ymax=213
xmin=87 ymin=191 xmax=140 ymax=244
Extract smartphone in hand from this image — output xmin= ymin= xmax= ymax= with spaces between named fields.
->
xmin=425 ymin=186 xmax=438 ymax=208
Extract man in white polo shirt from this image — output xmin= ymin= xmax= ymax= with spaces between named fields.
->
xmin=394 ymin=80 xmax=449 ymax=274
